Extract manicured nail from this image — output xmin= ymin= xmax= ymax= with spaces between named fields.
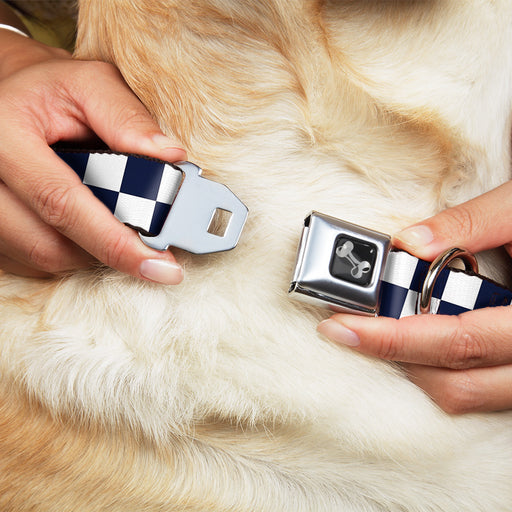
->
xmin=139 ymin=259 xmax=183 ymax=285
xmin=394 ymin=225 xmax=434 ymax=249
xmin=152 ymin=134 xmax=186 ymax=157
xmin=317 ymin=319 xmax=360 ymax=347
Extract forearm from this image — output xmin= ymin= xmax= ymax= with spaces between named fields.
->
xmin=0 ymin=3 xmax=70 ymax=80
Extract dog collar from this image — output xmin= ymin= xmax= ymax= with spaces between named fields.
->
xmin=57 ymin=150 xmax=248 ymax=254
xmin=289 ymin=211 xmax=512 ymax=318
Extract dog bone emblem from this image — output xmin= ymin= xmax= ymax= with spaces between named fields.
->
xmin=336 ymin=240 xmax=372 ymax=279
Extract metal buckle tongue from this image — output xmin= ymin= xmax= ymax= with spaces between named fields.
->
xmin=140 ymin=161 xmax=248 ymax=254
xmin=289 ymin=212 xmax=391 ymax=316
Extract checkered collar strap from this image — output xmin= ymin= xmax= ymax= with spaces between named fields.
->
xmin=288 ymin=212 xmax=512 ymax=318
xmin=56 ymin=150 xmax=248 ymax=254
xmin=379 ymin=250 xmax=512 ymax=318
xmin=58 ymin=150 xmax=180 ymax=236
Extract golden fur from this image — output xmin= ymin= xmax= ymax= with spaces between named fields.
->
xmin=1 ymin=0 xmax=512 ymax=510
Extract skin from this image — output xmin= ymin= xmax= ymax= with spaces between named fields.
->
xmin=0 ymin=15 xmax=186 ymax=283
xmin=318 ymin=180 xmax=512 ymax=414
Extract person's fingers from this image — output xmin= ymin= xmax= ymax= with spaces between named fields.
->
xmin=0 ymin=253 xmax=53 ymax=278
xmin=403 ymin=363 xmax=512 ymax=414
xmin=0 ymin=182 xmax=93 ymax=272
xmin=318 ymin=308 xmax=512 ymax=414
xmin=0 ymin=59 xmax=186 ymax=283
xmin=0 ymin=141 xmax=184 ymax=282
xmin=85 ymin=64 xmax=187 ymax=161
xmin=45 ymin=60 xmax=186 ymax=162
xmin=4 ymin=59 xmax=187 ymax=161
xmin=317 ymin=306 xmax=512 ymax=369
xmin=392 ymin=180 xmax=512 ymax=260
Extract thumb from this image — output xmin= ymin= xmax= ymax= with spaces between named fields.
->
xmin=392 ymin=181 xmax=512 ymax=260
xmin=72 ymin=61 xmax=187 ymax=163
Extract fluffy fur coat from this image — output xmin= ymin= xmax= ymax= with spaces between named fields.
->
xmin=1 ymin=1 xmax=512 ymax=510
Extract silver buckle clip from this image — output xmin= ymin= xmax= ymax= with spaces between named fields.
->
xmin=289 ymin=212 xmax=391 ymax=316
xmin=140 ymin=161 xmax=248 ymax=254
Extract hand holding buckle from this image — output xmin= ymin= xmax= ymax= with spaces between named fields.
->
xmin=57 ymin=150 xmax=248 ymax=255
xmin=289 ymin=212 xmax=512 ymax=318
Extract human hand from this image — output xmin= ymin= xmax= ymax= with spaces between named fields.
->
xmin=318 ymin=180 xmax=512 ymax=414
xmin=0 ymin=30 xmax=186 ymax=282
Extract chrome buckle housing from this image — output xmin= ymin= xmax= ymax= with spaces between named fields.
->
xmin=289 ymin=212 xmax=391 ymax=316
xmin=140 ymin=161 xmax=248 ymax=254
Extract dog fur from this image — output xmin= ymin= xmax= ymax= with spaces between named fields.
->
xmin=1 ymin=0 xmax=512 ymax=510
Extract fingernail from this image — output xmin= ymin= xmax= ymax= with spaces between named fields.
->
xmin=394 ymin=225 xmax=434 ymax=249
xmin=139 ymin=259 xmax=184 ymax=285
xmin=151 ymin=134 xmax=187 ymax=159
xmin=317 ymin=319 xmax=360 ymax=347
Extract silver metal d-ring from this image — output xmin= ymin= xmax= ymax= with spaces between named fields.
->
xmin=416 ymin=247 xmax=479 ymax=315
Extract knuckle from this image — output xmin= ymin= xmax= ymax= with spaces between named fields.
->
xmin=441 ymin=204 xmax=476 ymax=241
xmin=442 ymin=317 xmax=487 ymax=369
xmin=115 ymin=105 xmax=153 ymax=133
xmin=436 ymin=371 xmax=482 ymax=414
xmin=374 ymin=322 xmax=403 ymax=360
xmin=28 ymin=239 xmax=64 ymax=274
xmin=375 ymin=337 xmax=398 ymax=360
xmin=33 ymin=182 xmax=79 ymax=231
xmin=101 ymin=232 xmax=131 ymax=271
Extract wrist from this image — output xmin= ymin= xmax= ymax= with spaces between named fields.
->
xmin=0 ymin=30 xmax=71 ymax=80
xmin=0 ymin=23 xmax=29 ymax=38
xmin=0 ymin=1 xmax=29 ymax=34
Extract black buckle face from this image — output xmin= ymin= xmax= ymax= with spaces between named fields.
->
xmin=289 ymin=212 xmax=391 ymax=316
xmin=330 ymin=235 xmax=378 ymax=287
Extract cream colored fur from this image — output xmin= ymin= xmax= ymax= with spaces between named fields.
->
xmin=1 ymin=1 xmax=512 ymax=510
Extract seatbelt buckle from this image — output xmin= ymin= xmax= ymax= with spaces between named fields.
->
xmin=289 ymin=211 xmax=391 ymax=316
xmin=140 ymin=161 xmax=248 ymax=254
xmin=289 ymin=212 xmax=512 ymax=318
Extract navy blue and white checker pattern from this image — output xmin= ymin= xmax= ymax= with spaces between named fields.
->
xmin=379 ymin=250 xmax=512 ymax=319
xmin=57 ymin=151 xmax=183 ymax=235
